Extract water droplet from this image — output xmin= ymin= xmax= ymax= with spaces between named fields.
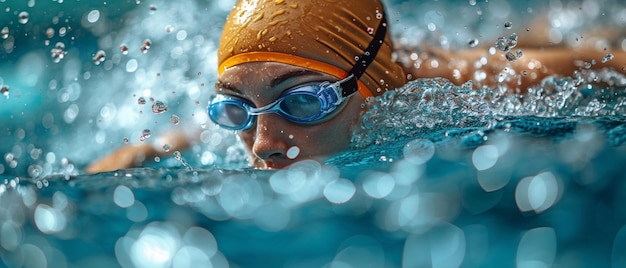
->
xmin=468 ymin=38 xmax=479 ymax=48
xmin=142 ymin=129 xmax=151 ymax=139
xmin=162 ymin=144 xmax=170 ymax=152
xmin=50 ymin=42 xmax=67 ymax=63
xmin=516 ymin=49 xmax=524 ymax=58
xmin=1 ymin=85 xmax=8 ymax=98
xmin=505 ymin=51 xmax=517 ymax=62
xmin=376 ymin=12 xmax=383 ymax=20
xmin=601 ymin=53 xmax=614 ymax=63
xmin=151 ymin=100 xmax=168 ymax=114
xmin=137 ymin=97 xmax=146 ymax=105
xmin=140 ymin=39 xmax=151 ymax=54
xmin=170 ymin=115 xmax=180 ymax=125
xmin=495 ymin=33 xmax=518 ymax=52
xmin=286 ymin=146 xmax=300 ymax=159
xmin=119 ymin=44 xmax=129 ymax=55
xmin=87 ymin=10 xmax=100 ymax=23
xmin=154 ymin=156 xmax=160 ymax=162
xmin=18 ymin=11 xmax=29 ymax=24
xmin=92 ymin=50 xmax=106 ymax=65
xmin=173 ymin=151 xmax=192 ymax=170
xmin=504 ymin=21 xmax=513 ymax=29
xmin=58 ymin=27 xmax=67 ymax=37
xmin=45 ymin=27 xmax=54 ymax=38
xmin=367 ymin=27 xmax=375 ymax=35
xmin=123 ymin=137 xmax=129 ymax=144
xmin=1 ymin=27 xmax=9 ymax=39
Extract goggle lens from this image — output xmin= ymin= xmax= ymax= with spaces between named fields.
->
xmin=209 ymin=101 xmax=251 ymax=130
xmin=280 ymin=93 xmax=322 ymax=119
xmin=209 ymin=83 xmax=333 ymax=130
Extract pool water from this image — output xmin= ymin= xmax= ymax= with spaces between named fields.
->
xmin=2 ymin=0 xmax=626 ymax=267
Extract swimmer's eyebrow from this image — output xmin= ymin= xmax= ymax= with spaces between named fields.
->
xmin=215 ymin=69 xmax=325 ymax=95
xmin=215 ymin=80 xmax=242 ymax=95
xmin=270 ymin=69 xmax=326 ymax=89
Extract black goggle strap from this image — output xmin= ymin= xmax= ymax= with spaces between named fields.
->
xmin=336 ymin=12 xmax=388 ymax=98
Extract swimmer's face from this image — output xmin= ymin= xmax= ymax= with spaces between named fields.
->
xmin=216 ymin=62 xmax=366 ymax=169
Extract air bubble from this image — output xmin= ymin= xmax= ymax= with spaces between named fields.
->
xmin=163 ymin=144 xmax=170 ymax=153
xmin=92 ymin=50 xmax=106 ymax=65
xmin=18 ymin=11 xmax=29 ymax=24
xmin=123 ymin=137 xmax=129 ymax=144
xmin=504 ymin=21 xmax=513 ymax=29
xmin=469 ymin=0 xmax=476 ymax=5
xmin=367 ymin=27 xmax=375 ymax=35
xmin=152 ymin=100 xmax=168 ymax=114
xmin=165 ymin=25 xmax=174 ymax=33
xmin=137 ymin=97 xmax=146 ymax=105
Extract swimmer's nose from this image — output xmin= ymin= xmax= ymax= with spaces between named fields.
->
xmin=252 ymin=114 xmax=289 ymax=167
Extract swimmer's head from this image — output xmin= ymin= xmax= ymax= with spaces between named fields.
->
xmin=217 ymin=0 xmax=406 ymax=97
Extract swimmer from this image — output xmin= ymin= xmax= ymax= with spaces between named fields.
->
xmin=86 ymin=0 xmax=626 ymax=173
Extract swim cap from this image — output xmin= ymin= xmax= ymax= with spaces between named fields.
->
xmin=217 ymin=0 xmax=406 ymax=98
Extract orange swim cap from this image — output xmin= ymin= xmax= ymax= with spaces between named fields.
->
xmin=217 ymin=0 xmax=406 ymax=98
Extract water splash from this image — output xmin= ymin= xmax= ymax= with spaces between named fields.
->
xmin=353 ymin=68 xmax=626 ymax=150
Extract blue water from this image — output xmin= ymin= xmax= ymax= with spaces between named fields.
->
xmin=2 ymin=0 xmax=626 ymax=267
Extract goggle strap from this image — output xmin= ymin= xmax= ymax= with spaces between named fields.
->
xmin=350 ymin=14 xmax=388 ymax=80
xmin=340 ymin=12 xmax=388 ymax=98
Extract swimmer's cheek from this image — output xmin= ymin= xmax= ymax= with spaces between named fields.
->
xmin=84 ymin=144 xmax=156 ymax=174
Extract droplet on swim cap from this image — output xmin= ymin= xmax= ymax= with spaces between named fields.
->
xmin=217 ymin=0 xmax=406 ymax=96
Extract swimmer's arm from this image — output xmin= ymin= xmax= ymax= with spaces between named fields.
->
xmin=410 ymin=47 xmax=626 ymax=90
xmin=84 ymin=130 xmax=193 ymax=174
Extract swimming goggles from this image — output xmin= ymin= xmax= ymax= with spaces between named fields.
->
xmin=208 ymin=13 xmax=388 ymax=131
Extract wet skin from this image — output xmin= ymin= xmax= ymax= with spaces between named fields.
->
xmin=216 ymin=62 xmax=366 ymax=169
